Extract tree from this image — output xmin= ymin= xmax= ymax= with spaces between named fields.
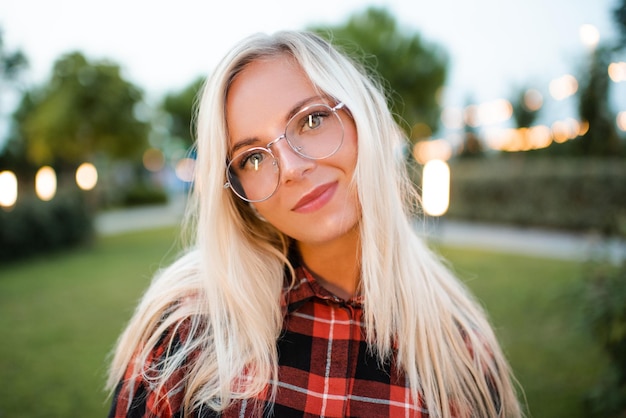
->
xmin=161 ymin=77 xmax=204 ymax=148
xmin=309 ymin=7 xmax=448 ymax=142
xmin=12 ymin=52 xmax=149 ymax=166
xmin=458 ymin=96 xmax=484 ymax=158
xmin=0 ymin=27 xmax=28 ymax=89
xmin=615 ymin=0 xmax=626 ymax=48
xmin=576 ymin=45 xmax=621 ymax=157
xmin=0 ymin=27 xmax=28 ymax=170
xmin=510 ymin=87 xmax=541 ymax=129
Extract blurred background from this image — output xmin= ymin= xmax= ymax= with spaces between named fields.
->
xmin=1 ymin=1 xmax=626 ymax=417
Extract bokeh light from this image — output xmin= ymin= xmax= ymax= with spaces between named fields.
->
xmin=564 ymin=118 xmax=581 ymax=140
xmin=35 ymin=166 xmax=57 ymax=201
xmin=527 ymin=125 xmax=553 ymax=149
xmin=523 ymin=89 xmax=544 ymax=112
xmin=551 ymin=121 xmax=570 ymax=144
xmin=549 ymin=74 xmax=578 ymax=100
xmin=441 ymin=107 xmax=464 ymax=130
xmin=579 ymin=24 xmax=600 ymax=49
xmin=608 ymin=62 xmax=626 ymax=82
xmin=76 ymin=162 xmax=98 ymax=190
xmin=578 ymin=120 xmax=590 ymax=136
xmin=413 ymin=139 xmax=452 ymax=164
xmin=464 ymin=99 xmax=513 ymax=127
xmin=143 ymin=148 xmax=166 ymax=172
xmin=480 ymin=99 xmax=513 ymax=125
xmin=175 ymin=158 xmax=196 ymax=183
xmin=421 ymin=160 xmax=450 ymax=217
xmin=0 ymin=171 xmax=18 ymax=207
xmin=482 ymin=118 xmax=588 ymax=152
xmin=618 ymin=112 xmax=626 ymax=131
xmin=484 ymin=126 xmax=552 ymax=152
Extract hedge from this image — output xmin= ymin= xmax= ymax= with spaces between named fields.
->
xmin=0 ymin=192 xmax=94 ymax=263
xmin=121 ymin=183 xmax=169 ymax=207
xmin=444 ymin=156 xmax=626 ymax=237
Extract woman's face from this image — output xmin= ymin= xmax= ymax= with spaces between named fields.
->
xmin=226 ymin=56 xmax=360 ymax=247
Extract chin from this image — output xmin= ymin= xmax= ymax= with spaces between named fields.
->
xmin=294 ymin=218 xmax=360 ymax=245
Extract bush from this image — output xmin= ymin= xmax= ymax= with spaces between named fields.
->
xmin=121 ymin=183 xmax=168 ymax=207
xmin=0 ymin=192 xmax=94 ymax=263
xmin=445 ymin=157 xmax=626 ymax=236
xmin=579 ymin=260 xmax=626 ymax=417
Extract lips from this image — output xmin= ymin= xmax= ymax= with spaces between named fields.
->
xmin=292 ymin=182 xmax=338 ymax=213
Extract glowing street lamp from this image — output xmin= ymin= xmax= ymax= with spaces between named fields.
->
xmin=76 ymin=163 xmax=98 ymax=190
xmin=0 ymin=171 xmax=18 ymax=208
xmin=421 ymin=160 xmax=450 ymax=217
xmin=35 ymin=166 xmax=57 ymax=201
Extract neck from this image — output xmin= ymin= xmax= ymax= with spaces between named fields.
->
xmin=296 ymin=226 xmax=361 ymax=300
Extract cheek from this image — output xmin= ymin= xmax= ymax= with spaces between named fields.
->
xmin=252 ymin=201 xmax=283 ymax=225
xmin=342 ymin=133 xmax=358 ymax=176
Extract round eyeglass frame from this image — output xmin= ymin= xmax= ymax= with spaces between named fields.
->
xmin=224 ymin=102 xmax=346 ymax=203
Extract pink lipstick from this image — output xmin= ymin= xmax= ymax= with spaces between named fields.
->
xmin=292 ymin=182 xmax=337 ymax=213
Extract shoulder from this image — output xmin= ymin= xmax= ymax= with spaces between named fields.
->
xmin=109 ymin=313 xmax=205 ymax=418
xmin=153 ymin=249 xmax=203 ymax=285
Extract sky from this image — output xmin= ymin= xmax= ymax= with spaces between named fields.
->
xmin=1 ymin=0 xmax=624 ymax=138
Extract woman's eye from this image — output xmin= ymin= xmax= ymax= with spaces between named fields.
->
xmin=240 ymin=152 xmax=265 ymax=171
xmin=307 ymin=114 xmax=322 ymax=129
xmin=302 ymin=111 xmax=327 ymax=131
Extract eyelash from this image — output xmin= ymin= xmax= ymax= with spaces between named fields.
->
xmin=238 ymin=151 xmax=265 ymax=170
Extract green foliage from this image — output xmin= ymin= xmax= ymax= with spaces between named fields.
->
xmin=577 ymin=260 xmax=626 ymax=417
xmin=309 ymin=7 xmax=448 ymax=141
xmin=9 ymin=52 xmax=149 ymax=166
xmin=0 ymin=192 xmax=94 ymax=262
xmin=1 ymin=90 xmax=38 ymax=172
xmin=161 ymin=77 xmax=204 ymax=148
xmin=121 ymin=182 xmax=169 ymax=207
xmin=615 ymin=0 xmax=626 ymax=48
xmin=576 ymin=46 xmax=621 ymax=157
xmin=0 ymin=27 xmax=28 ymax=83
xmin=446 ymin=157 xmax=626 ymax=236
xmin=0 ymin=27 xmax=29 ymax=170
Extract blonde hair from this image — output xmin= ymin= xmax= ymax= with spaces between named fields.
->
xmin=107 ymin=31 xmax=522 ymax=417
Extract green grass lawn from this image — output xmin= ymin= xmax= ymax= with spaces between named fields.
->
xmin=438 ymin=246 xmax=609 ymax=418
xmin=0 ymin=227 xmax=608 ymax=417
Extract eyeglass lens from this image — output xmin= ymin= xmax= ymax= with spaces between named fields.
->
xmin=226 ymin=103 xmax=344 ymax=202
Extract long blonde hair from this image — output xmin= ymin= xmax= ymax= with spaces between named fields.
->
xmin=107 ymin=31 xmax=522 ymax=417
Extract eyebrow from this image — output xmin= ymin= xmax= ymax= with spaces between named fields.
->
xmin=228 ymin=95 xmax=326 ymax=156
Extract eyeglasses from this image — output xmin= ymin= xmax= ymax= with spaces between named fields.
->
xmin=224 ymin=102 xmax=346 ymax=202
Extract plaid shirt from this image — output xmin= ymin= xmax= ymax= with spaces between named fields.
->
xmin=109 ymin=266 xmax=428 ymax=417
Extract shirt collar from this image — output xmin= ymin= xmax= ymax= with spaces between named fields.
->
xmin=282 ymin=266 xmax=364 ymax=313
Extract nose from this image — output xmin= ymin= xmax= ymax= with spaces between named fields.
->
xmin=271 ymin=139 xmax=315 ymax=183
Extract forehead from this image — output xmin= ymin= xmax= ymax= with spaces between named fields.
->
xmin=226 ymin=56 xmax=319 ymax=143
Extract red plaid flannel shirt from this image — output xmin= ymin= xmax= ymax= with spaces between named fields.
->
xmin=109 ymin=266 xmax=429 ymax=417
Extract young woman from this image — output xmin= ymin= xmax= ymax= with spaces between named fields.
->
xmin=107 ymin=31 xmax=522 ymax=418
